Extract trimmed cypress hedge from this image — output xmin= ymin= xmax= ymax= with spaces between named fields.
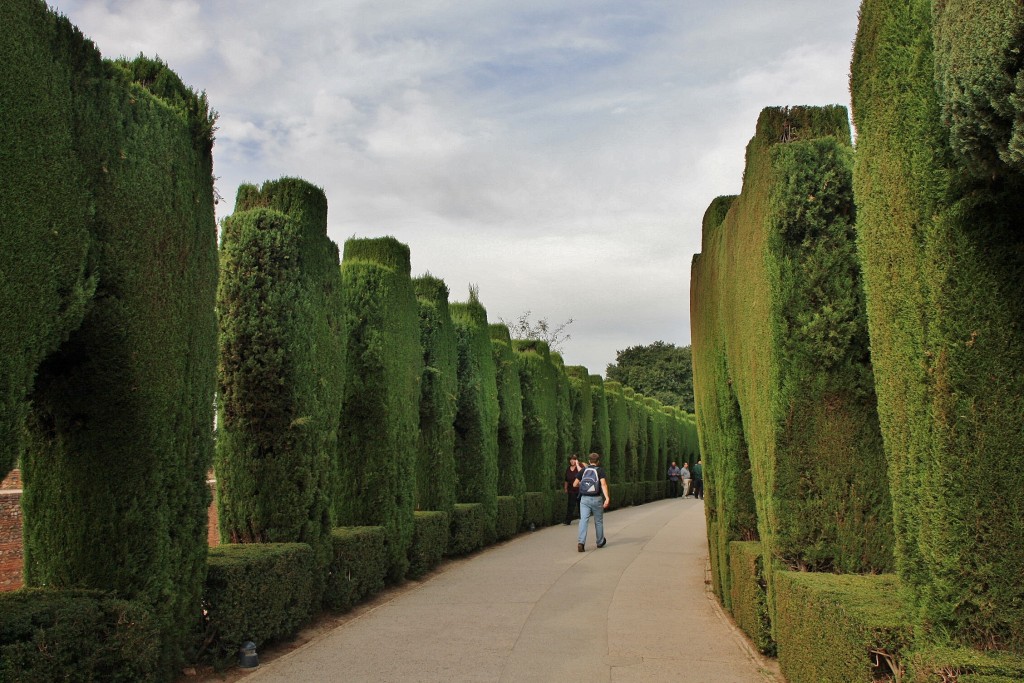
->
xmin=337 ymin=237 xmax=421 ymax=583
xmin=604 ymin=381 xmax=629 ymax=486
xmin=852 ymin=0 xmax=1024 ymax=649
xmin=489 ymin=325 xmax=525 ymax=508
xmin=203 ymin=543 xmax=317 ymax=663
xmin=907 ymin=647 xmax=1024 ymax=683
xmin=515 ymin=340 xmax=558 ymax=498
xmin=216 ymin=178 xmax=343 ymax=582
xmin=9 ymin=5 xmax=219 ymax=672
xmin=407 ymin=512 xmax=450 ymax=580
xmin=550 ymin=354 xmax=574 ymax=482
xmin=728 ymin=541 xmax=774 ymax=656
xmin=449 ymin=503 xmax=488 ymax=556
xmin=622 ymin=386 xmax=640 ymax=485
xmin=495 ymin=496 xmax=520 ymax=541
xmin=589 ymin=375 xmax=611 ymax=463
xmin=565 ymin=366 xmax=594 ymax=457
xmin=450 ymin=293 xmax=500 ymax=545
xmin=774 ymin=572 xmax=911 ymax=683
xmin=414 ymin=276 xmax=459 ymax=515
xmin=324 ymin=526 xmax=388 ymax=612
xmin=0 ymin=589 xmax=160 ymax=682
xmin=522 ymin=491 xmax=552 ymax=530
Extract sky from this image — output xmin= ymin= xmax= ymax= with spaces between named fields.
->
xmin=49 ymin=0 xmax=863 ymax=375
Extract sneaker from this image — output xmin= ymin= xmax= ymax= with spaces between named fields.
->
xmin=597 ymin=537 xmax=607 ymax=548
xmin=578 ymin=543 xmax=585 ymax=552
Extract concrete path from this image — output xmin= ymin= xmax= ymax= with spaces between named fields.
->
xmin=240 ymin=498 xmax=780 ymax=683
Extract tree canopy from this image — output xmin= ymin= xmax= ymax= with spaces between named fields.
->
xmin=605 ymin=341 xmax=694 ymax=412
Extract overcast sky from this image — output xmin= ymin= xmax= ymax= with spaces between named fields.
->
xmin=50 ymin=0 xmax=862 ymax=375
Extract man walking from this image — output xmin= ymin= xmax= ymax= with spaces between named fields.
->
xmin=692 ymin=459 xmax=704 ymax=500
xmin=681 ymin=462 xmax=692 ymax=498
xmin=575 ymin=453 xmax=609 ymax=551
xmin=667 ymin=461 xmax=682 ymax=498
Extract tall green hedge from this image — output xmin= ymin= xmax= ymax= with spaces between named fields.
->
xmin=515 ymin=340 xmax=558 ymax=494
xmin=216 ymin=178 xmax=343 ymax=580
xmin=589 ymin=375 xmax=611 ymax=462
xmin=414 ymin=275 xmax=458 ymax=514
xmin=450 ymin=292 xmax=500 ymax=544
xmin=337 ymin=237 xmax=421 ymax=582
xmin=565 ymin=366 xmax=594 ymax=457
xmin=622 ymin=386 xmax=640 ymax=484
xmin=644 ymin=397 xmax=665 ymax=481
xmin=852 ymin=0 xmax=1024 ymax=650
xmin=489 ymin=325 xmax=525 ymax=505
xmin=8 ymin=3 xmax=218 ymax=672
xmin=550 ymin=353 xmax=574 ymax=475
xmin=604 ymin=381 xmax=629 ymax=484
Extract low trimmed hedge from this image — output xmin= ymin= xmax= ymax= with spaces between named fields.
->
xmin=634 ymin=482 xmax=648 ymax=505
xmin=609 ymin=482 xmax=633 ymax=509
xmin=496 ymin=496 xmax=520 ymax=541
xmin=907 ymin=647 xmax=1024 ymax=683
xmin=0 ymin=589 xmax=161 ymax=683
xmin=522 ymin=491 xmax=551 ymax=530
xmin=647 ymin=481 xmax=662 ymax=502
xmin=728 ymin=541 xmax=774 ymax=655
xmin=325 ymin=526 xmax=388 ymax=612
xmin=775 ymin=571 xmax=911 ymax=683
xmin=407 ymin=511 xmax=449 ymax=580
xmin=204 ymin=543 xmax=317 ymax=662
xmin=449 ymin=503 xmax=488 ymax=556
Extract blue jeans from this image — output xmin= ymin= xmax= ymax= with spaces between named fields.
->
xmin=577 ymin=495 xmax=605 ymax=545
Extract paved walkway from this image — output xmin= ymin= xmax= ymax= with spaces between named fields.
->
xmin=240 ymin=498 xmax=780 ymax=682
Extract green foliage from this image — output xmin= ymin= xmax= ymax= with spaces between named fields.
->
xmin=216 ymin=179 xmax=343 ymax=586
xmin=337 ymin=237 xmax=421 ymax=583
xmin=606 ymin=341 xmax=695 ymax=411
xmin=728 ymin=542 xmax=775 ymax=656
xmin=932 ymin=1 xmax=1024 ymax=176
xmin=565 ymin=366 xmax=594 ymax=456
xmin=774 ymin=571 xmax=911 ymax=683
xmin=852 ymin=0 xmax=1024 ymax=649
xmin=0 ymin=589 xmax=160 ymax=683
xmin=589 ymin=375 xmax=611 ymax=462
xmin=603 ymin=381 xmax=629 ymax=484
xmin=407 ymin=512 xmax=450 ymax=580
xmin=448 ymin=503 xmax=488 ymax=556
xmin=450 ymin=293 xmax=500 ymax=544
xmin=501 ymin=311 xmax=573 ymax=352
xmin=7 ymin=6 xmax=218 ymax=672
xmin=495 ymin=496 xmax=520 ymax=541
xmin=413 ymin=276 xmax=458 ymax=514
xmin=907 ymin=647 xmax=1024 ymax=683
xmin=324 ymin=527 xmax=388 ymax=611
xmin=550 ymin=354 xmax=574 ymax=479
xmin=203 ymin=544 xmax=317 ymax=661
xmin=522 ymin=491 xmax=552 ymax=529
xmin=515 ymin=340 xmax=558 ymax=493
xmin=489 ymin=325 xmax=525 ymax=506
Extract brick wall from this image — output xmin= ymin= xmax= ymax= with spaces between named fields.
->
xmin=0 ymin=471 xmax=220 ymax=592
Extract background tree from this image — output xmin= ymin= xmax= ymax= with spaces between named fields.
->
xmin=605 ymin=341 xmax=694 ymax=411
xmin=500 ymin=311 xmax=573 ymax=353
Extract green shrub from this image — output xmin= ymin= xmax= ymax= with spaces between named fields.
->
xmin=407 ymin=512 xmax=449 ymax=580
xmin=324 ymin=526 xmax=388 ymax=612
xmin=728 ymin=542 xmax=774 ymax=656
xmin=852 ymin=0 xmax=1024 ymax=649
xmin=337 ymin=237 xmax=421 ymax=583
xmin=450 ymin=293 xmax=500 ymax=545
xmin=550 ymin=354 xmax=574 ymax=483
xmin=449 ymin=503 xmax=488 ymax=556
xmin=0 ymin=589 xmax=160 ymax=683
xmin=604 ymin=381 xmax=629 ymax=485
xmin=8 ymin=6 xmax=218 ymax=671
xmin=490 ymin=325 xmax=526 ymax=511
xmin=216 ymin=179 xmax=343 ymax=586
xmin=203 ymin=544 xmax=317 ymax=662
xmin=589 ymin=375 xmax=611 ymax=463
xmin=907 ymin=647 xmax=1024 ymax=683
xmin=774 ymin=571 xmax=911 ymax=683
xmin=515 ymin=340 xmax=558 ymax=502
xmin=565 ymin=366 xmax=593 ymax=457
xmin=495 ymin=496 xmax=520 ymax=541
xmin=413 ymin=276 xmax=458 ymax=515
xmin=522 ymin=491 xmax=551 ymax=530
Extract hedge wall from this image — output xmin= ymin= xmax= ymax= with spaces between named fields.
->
xmin=515 ymin=340 xmax=558 ymax=494
xmin=450 ymin=293 xmax=500 ymax=545
xmin=407 ymin=512 xmax=449 ymax=580
xmin=604 ymin=381 xmax=629 ymax=485
xmin=324 ymin=526 xmax=389 ymax=612
xmin=550 ymin=353 xmax=574 ymax=477
xmin=565 ymin=366 xmax=594 ymax=457
xmin=589 ymin=375 xmax=611 ymax=463
xmin=852 ymin=0 xmax=1024 ymax=650
xmin=489 ymin=325 xmax=525 ymax=508
xmin=8 ymin=4 xmax=219 ymax=673
xmin=216 ymin=179 xmax=343 ymax=581
xmin=337 ymin=237 xmax=421 ymax=583
xmin=414 ymin=276 xmax=458 ymax=515
xmin=728 ymin=541 xmax=774 ymax=656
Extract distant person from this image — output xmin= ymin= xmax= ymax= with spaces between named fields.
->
xmin=575 ymin=453 xmax=609 ymax=551
xmin=681 ymin=463 xmax=692 ymax=497
xmin=667 ymin=461 xmax=682 ymax=498
xmin=563 ymin=454 xmax=585 ymax=524
xmin=692 ymin=459 xmax=704 ymax=500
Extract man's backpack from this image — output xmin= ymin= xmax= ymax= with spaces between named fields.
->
xmin=578 ymin=466 xmax=601 ymax=496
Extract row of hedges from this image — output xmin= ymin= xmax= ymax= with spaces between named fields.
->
xmin=692 ymin=2 xmax=1024 ymax=681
